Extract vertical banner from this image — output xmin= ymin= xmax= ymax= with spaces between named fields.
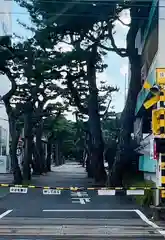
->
xmin=156 ymin=68 xmax=165 ymax=85
xmin=153 ymin=140 xmax=159 ymax=160
xmin=150 ymin=138 xmax=159 ymax=161
xmin=150 ymin=137 xmax=154 ymax=160
xmin=150 ymin=136 xmax=159 ymax=161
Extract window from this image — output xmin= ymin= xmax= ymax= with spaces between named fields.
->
xmin=0 ymin=127 xmax=7 ymax=156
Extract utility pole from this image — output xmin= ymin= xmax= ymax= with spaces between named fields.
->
xmin=143 ymin=68 xmax=165 ymax=206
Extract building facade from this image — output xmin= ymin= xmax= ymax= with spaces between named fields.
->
xmin=0 ymin=0 xmax=12 ymax=173
xmin=131 ymin=0 xmax=164 ymax=183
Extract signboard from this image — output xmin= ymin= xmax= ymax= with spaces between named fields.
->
xmin=43 ymin=189 xmax=61 ymax=195
xmin=10 ymin=187 xmax=28 ymax=194
xmin=136 ymin=134 xmax=153 ymax=156
xmin=156 ymin=68 xmax=165 ymax=85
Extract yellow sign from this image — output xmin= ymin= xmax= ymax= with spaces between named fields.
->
xmin=161 ymin=162 xmax=165 ymax=169
xmin=156 ymin=68 xmax=165 ymax=85
xmin=152 ymin=109 xmax=160 ymax=135
xmin=143 ymin=95 xmax=159 ymax=109
xmin=152 ymin=109 xmax=165 ymax=135
xmin=162 ymin=176 xmax=165 ymax=184
xmin=161 ymin=190 xmax=165 ymax=198
xmin=143 ymin=81 xmax=152 ymax=90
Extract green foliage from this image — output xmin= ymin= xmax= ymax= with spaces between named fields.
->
xmin=14 ymin=0 xmax=123 ymax=119
xmin=102 ymin=118 xmax=119 ymax=144
xmin=142 ymin=189 xmax=154 ymax=207
xmin=15 ymin=0 xmax=120 ymax=33
xmin=44 ymin=115 xmax=77 ymax=159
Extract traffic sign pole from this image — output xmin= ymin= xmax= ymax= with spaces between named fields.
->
xmin=155 ymin=69 xmax=165 ymax=205
xmin=143 ymin=68 xmax=165 ymax=205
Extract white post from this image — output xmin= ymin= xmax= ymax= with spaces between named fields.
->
xmin=156 ymin=153 xmax=161 ymax=205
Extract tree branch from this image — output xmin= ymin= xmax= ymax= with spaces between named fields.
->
xmin=86 ymin=22 xmax=128 ymax=57
xmin=107 ymin=22 xmax=128 ymax=57
xmin=102 ymin=98 xmax=112 ymax=119
xmin=66 ymin=73 xmax=88 ymax=115
xmin=117 ymin=17 xmax=130 ymax=27
xmin=98 ymin=43 xmax=127 ymax=57
xmin=1 ymin=69 xmax=17 ymax=104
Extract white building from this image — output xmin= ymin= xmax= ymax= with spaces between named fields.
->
xmin=0 ymin=0 xmax=12 ymax=173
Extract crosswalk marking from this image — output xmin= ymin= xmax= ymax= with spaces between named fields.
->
xmin=71 ymin=191 xmax=91 ymax=204
xmin=71 ymin=191 xmax=88 ymax=197
xmin=72 ymin=197 xmax=91 ymax=204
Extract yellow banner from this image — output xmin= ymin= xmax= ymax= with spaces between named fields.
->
xmin=143 ymin=81 xmax=151 ymax=90
xmin=144 ymin=95 xmax=159 ymax=109
xmin=156 ymin=68 xmax=165 ymax=85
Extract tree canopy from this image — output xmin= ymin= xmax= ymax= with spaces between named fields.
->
xmin=0 ymin=0 xmax=153 ymax=185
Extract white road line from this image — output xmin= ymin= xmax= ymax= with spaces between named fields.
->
xmin=135 ymin=209 xmax=165 ymax=237
xmin=43 ymin=209 xmax=135 ymax=212
xmin=0 ymin=210 xmax=13 ymax=219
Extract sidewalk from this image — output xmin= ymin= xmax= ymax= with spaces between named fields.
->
xmin=0 ymin=162 xmax=92 ymax=197
xmin=32 ymin=162 xmax=94 ymax=188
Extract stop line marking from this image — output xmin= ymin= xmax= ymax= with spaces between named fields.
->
xmin=42 ymin=209 xmax=135 ymax=212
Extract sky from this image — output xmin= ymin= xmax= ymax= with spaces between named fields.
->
xmin=10 ymin=1 xmax=129 ymax=118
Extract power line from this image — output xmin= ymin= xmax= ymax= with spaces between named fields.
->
xmin=9 ymin=0 xmax=154 ymax=6
xmin=6 ymin=0 xmax=163 ymax=7
xmin=6 ymin=0 xmax=159 ymax=3
xmin=0 ymin=12 xmax=163 ymax=20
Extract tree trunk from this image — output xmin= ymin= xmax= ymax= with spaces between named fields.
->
xmin=55 ymin=141 xmax=61 ymax=166
xmin=85 ymin=132 xmax=93 ymax=178
xmin=46 ymin=138 xmax=52 ymax=171
xmin=87 ymin=45 xmax=107 ymax=184
xmin=32 ymin=141 xmax=41 ymax=175
xmin=9 ymin=116 xmax=22 ymax=184
xmin=23 ymin=105 xmax=33 ymax=181
xmin=108 ymin=5 xmax=142 ymax=187
xmin=35 ymin=122 xmax=45 ymax=173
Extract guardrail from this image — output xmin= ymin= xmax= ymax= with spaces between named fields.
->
xmin=0 ymin=183 xmax=165 ymax=196
xmin=0 ymin=183 xmax=165 ymax=190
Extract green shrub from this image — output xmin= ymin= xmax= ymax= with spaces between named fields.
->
xmin=123 ymin=174 xmax=155 ymax=207
xmin=142 ymin=189 xmax=154 ymax=207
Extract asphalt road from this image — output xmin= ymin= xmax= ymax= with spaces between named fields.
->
xmin=0 ymin=162 xmax=164 ymax=239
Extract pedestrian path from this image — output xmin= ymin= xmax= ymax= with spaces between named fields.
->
xmin=0 ymin=162 xmax=147 ymax=198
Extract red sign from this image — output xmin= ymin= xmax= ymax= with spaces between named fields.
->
xmin=153 ymin=141 xmax=159 ymax=160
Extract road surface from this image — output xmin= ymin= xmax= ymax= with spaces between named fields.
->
xmin=0 ymin=162 xmax=164 ymax=239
